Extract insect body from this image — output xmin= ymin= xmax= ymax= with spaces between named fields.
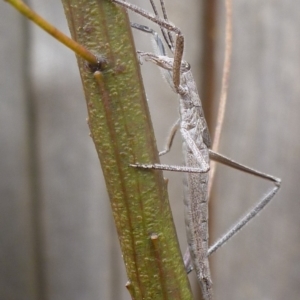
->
xmin=138 ymin=51 xmax=214 ymax=297
xmin=132 ymin=34 xmax=214 ymax=300
xmin=179 ymin=66 xmax=213 ymax=298
xmin=131 ymin=20 xmax=215 ymax=294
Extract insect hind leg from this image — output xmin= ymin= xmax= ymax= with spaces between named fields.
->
xmin=207 ymin=150 xmax=281 ymax=256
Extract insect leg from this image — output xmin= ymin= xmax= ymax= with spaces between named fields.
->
xmin=207 ymin=150 xmax=281 ymax=256
xmin=130 ymin=163 xmax=208 ymax=174
xmin=184 ymin=150 xmax=281 ymax=270
xmin=130 ymin=22 xmax=181 ymax=157
xmin=209 ymin=150 xmax=280 ymax=183
xmin=111 ymin=0 xmax=184 ymax=94
xmin=159 ymin=118 xmax=180 ymax=156
xmin=131 ymin=22 xmax=167 ymax=56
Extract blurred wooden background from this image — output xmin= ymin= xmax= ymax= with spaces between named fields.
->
xmin=0 ymin=0 xmax=299 ymax=299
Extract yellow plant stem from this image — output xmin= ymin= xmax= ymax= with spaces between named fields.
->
xmin=4 ymin=0 xmax=98 ymax=65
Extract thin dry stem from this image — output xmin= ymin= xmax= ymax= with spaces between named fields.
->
xmin=208 ymin=0 xmax=232 ymax=196
xmin=4 ymin=0 xmax=98 ymax=65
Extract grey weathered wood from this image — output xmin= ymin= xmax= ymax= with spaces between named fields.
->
xmin=0 ymin=5 xmax=40 ymax=300
xmin=211 ymin=1 xmax=300 ymax=299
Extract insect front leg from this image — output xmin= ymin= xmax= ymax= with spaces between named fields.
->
xmin=130 ymin=21 xmax=184 ymax=157
xmin=111 ymin=0 xmax=185 ymax=93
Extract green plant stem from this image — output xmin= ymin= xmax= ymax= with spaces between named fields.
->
xmin=60 ymin=0 xmax=193 ymax=299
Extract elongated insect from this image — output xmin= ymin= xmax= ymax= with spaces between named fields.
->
xmin=112 ymin=1 xmax=281 ymax=299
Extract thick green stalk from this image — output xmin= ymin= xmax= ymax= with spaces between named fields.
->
xmin=60 ymin=0 xmax=193 ymax=299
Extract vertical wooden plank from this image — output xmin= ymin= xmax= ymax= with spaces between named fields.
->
xmin=211 ymin=0 xmax=300 ymax=298
xmin=0 ymin=4 xmax=39 ymax=300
